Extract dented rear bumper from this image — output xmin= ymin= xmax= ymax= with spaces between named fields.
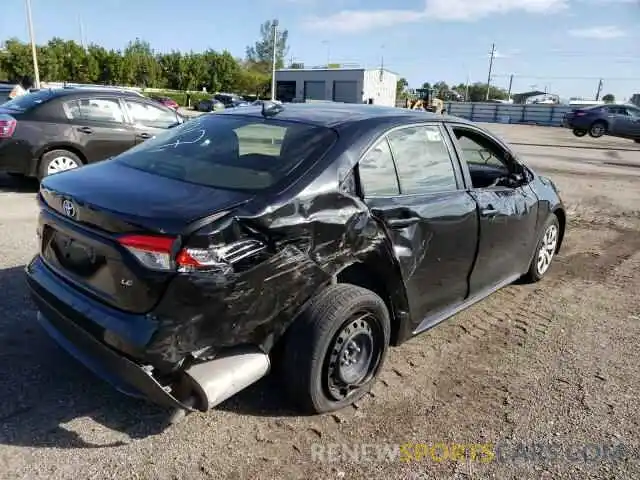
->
xmin=26 ymin=255 xmax=272 ymax=412
xmin=25 ymin=255 xmax=196 ymax=411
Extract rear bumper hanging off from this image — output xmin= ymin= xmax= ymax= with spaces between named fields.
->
xmin=26 ymin=256 xmax=270 ymax=412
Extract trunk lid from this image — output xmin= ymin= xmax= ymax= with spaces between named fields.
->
xmin=38 ymin=160 xmax=253 ymax=313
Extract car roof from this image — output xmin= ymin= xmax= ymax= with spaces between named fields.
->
xmin=35 ymin=87 xmax=143 ymax=99
xmin=217 ymin=102 xmax=471 ymax=129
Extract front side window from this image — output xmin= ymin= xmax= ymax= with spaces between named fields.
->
xmin=64 ymin=97 xmax=125 ymax=123
xmin=453 ymin=129 xmax=507 ymax=170
xmin=386 ymin=125 xmax=457 ymax=195
xmin=125 ymin=100 xmax=178 ymax=129
xmin=452 ymin=126 xmax=516 ymax=189
xmin=358 ymin=138 xmax=400 ymax=196
xmin=116 ymin=114 xmax=337 ymax=191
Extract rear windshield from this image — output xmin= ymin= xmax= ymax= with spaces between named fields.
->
xmin=117 ymin=113 xmax=337 ymax=191
xmin=1 ymin=89 xmax=55 ymax=111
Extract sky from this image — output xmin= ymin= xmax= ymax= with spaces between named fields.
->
xmin=1 ymin=0 xmax=638 ymax=100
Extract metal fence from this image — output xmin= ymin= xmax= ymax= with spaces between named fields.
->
xmin=443 ymin=102 xmax=579 ymax=127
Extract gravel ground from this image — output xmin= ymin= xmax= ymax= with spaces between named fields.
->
xmin=1 ymin=124 xmax=639 ymax=480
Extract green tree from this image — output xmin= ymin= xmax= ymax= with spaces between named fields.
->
xmin=245 ymin=19 xmax=289 ymax=73
xmin=1 ymin=38 xmax=33 ymax=81
xmin=396 ymin=77 xmax=409 ymax=97
xmin=602 ymin=93 xmax=615 ymax=103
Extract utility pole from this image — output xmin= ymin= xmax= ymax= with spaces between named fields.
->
xmin=79 ymin=16 xmax=86 ymax=50
xmin=270 ymin=20 xmax=278 ymax=101
xmin=465 ymin=74 xmax=470 ymax=102
xmin=507 ymin=74 xmax=514 ymax=101
xmin=322 ymin=40 xmax=330 ymax=65
xmin=595 ymin=78 xmax=603 ymax=101
xmin=25 ymin=0 xmax=40 ymax=89
xmin=485 ymin=43 xmax=496 ymax=101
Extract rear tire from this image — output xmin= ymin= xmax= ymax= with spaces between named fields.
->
xmin=572 ymin=129 xmax=587 ymax=137
xmin=523 ymin=214 xmax=560 ymax=283
xmin=588 ymin=121 xmax=607 ymax=138
xmin=39 ymin=149 xmax=83 ymax=180
xmin=282 ymin=284 xmax=390 ymax=414
xmin=634 ymin=139 xmax=640 ymax=144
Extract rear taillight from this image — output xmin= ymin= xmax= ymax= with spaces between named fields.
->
xmin=118 ymin=234 xmax=176 ymax=271
xmin=0 ymin=114 xmax=17 ymax=138
xmin=574 ymin=111 xmax=586 ymax=116
xmin=176 ymin=239 xmax=266 ymax=273
xmin=119 ymin=234 xmax=267 ymax=273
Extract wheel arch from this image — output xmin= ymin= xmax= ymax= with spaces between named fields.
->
xmin=552 ymin=206 xmax=566 ymax=253
xmin=37 ymin=143 xmax=87 ymax=166
xmin=335 ymin=259 xmax=411 ymax=347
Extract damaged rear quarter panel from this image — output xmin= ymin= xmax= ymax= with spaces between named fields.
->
xmin=146 ymin=124 xmax=410 ymax=365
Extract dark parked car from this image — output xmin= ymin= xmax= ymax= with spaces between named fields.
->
xmin=214 ymin=93 xmax=249 ymax=108
xmin=194 ymin=98 xmax=225 ymax=112
xmin=26 ymin=103 xmax=566 ymax=421
xmin=0 ymin=88 xmax=184 ymax=179
xmin=563 ymin=103 xmax=640 ymax=142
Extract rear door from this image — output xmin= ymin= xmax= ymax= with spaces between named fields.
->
xmin=446 ymin=123 xmax=539 ymax=295
xmin=358 ymin=123 xmax=478 ymax=332
xmin=62 ymin=96 xmax=136 ymax=162
xmin=122 ymin=98 xmax=181 ymax=143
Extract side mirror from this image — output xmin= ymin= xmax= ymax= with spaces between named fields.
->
xmin=511 ymin=172 xmax=524 ymax=183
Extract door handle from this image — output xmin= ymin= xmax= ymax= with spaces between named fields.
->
xmin=77 ymin=126 xmax=93 ymax=134
xmin=387 ymin=217 xmax=420 ymax=229
xmin=136 ymin=132 xmax=153 ymax=140
xmin=481 ymin=206 xmax=499 ymax=216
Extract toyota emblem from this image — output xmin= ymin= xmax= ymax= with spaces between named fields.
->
xmin=62 ymin=199 xmax=77 ymax=218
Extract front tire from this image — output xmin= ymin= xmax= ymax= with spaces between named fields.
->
xmin=523 ymin=214 xmax=560 ymax=283
xmin=588 ymin=121 xmax=607 ymax=138
xmin=39 ymin=149 xmax=83 ymax=180
xmin=282 ymin=284 xmax=390 ymax=414
xmin=572 ymin=128 xmax=587 ymax=137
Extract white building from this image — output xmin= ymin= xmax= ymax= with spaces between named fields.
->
xmin=274 ymin=67 xmax=398 ymax=107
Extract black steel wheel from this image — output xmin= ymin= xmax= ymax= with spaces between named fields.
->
xmin=325 ymin=311 xmax=383 ymax=402
xmin=281 ymin=283 xmax=390 ymax=414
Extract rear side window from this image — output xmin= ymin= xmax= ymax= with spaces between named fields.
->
xmin=358 ymin=138 xmax=400 ymax=196
xmin=63 ymin=98 xmax=125 ymax=123
xmin=116 ymin=114 xmax=337 ymax=191
xmin=387 ymin=125 xmax=458 ymax=195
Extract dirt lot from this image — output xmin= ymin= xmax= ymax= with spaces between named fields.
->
xmin=1 ymin=124 xmax=639 ymax=479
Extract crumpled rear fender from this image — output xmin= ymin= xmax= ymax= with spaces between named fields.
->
xmin=145 ymin=190 xmax=410 ymax=365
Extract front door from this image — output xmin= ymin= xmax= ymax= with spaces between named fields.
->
xmin=447 ymin=124 xmax=539 ymax=294
xmin=615 ymin=106 xmax=640 ymax=138
xmin=63 ymin=96 xmax=135 ymax=162
xmin=358 ymin=124 xmax=478 ymax=332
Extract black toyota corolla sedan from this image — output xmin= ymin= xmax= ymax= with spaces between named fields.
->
xmin=26 ymin=102 xmax=566 ymax=420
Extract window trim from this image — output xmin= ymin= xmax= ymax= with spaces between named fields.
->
xmin=64 ymin=96 xmax=128 ymax=125
xmin=355 ymin=135 xmax=402 ymax=198
xmin=384 ymin=122 xmax=463 ymax=198
xmin=444 ymin=122 xmax=528 ymax=192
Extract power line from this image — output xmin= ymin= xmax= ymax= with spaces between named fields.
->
xmin=491 ymin=74 xmax=640 ymax=81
